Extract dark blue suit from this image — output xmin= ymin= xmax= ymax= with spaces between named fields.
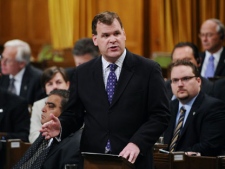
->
xmin=60 ymin=50 xmax=170 ymax=169
xmin=164 ymin=91 xmax=225 ymax=156
xmin=0 ymin=64 xmax=45 ymax=105
xmin=0 ymin=87 xmax=30 ymax=141
xmin=199 ymin=47 xmax=225 ymax=78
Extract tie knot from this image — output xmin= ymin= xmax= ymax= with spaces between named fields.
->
xmin=10 ymin=78 xmax=15 ymax=82
xmin=180 ymin=106 xmax=186 ymax=114
xmin=209 ymin=55 xmax=214 ymax=61
xmin=109 ymin=64 xmax=118 ymax=72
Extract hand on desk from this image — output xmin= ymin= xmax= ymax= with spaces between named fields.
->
xmin=119 ymin=142 xmax=140 ymax=164
xmin=185 ymin=152 xmax=201 ymax=156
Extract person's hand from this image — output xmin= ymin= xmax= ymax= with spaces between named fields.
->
xmin=40 ymin=114 xmax=61 ymax=139
xmin=119 ymin=142 xmax=140 ymax=164
xmin=185 ymin=152 xmax=201 ymax=156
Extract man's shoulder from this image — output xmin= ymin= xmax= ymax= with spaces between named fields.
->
xmin=196 ymin=91 xmax=225 ymax=109
xmin=25 ymin=64 xmax=42 ymax=76
xmin=0 ymin=87 xmax=27 ymax=106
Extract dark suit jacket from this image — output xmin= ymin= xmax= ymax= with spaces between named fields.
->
xmin=42 ymin=129 xmax=83 ymax=169
xmin=164 ymin=91 xmax=225 ymax=156
xmin=199 ymin=47 xmax=225 ymax=78
xmin=165 ymin=76 xmax=213 ymax=99
xmin=211 ymin=78 xmax=225 ymax=103
xmin=0 ymin=64 xmax=45 ymax=105
xmin=60 ymin=50 xmax=171 ymax=169
xmin=14 ymin=129 xmax=83 ymax=169
xmin=0 ymin=88 xmax=30 ymax=142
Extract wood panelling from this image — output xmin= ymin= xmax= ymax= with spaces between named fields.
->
xmin=0 ymin=0 xmax=144 ymax=62
xmin=95 ymin=0 xmax=143 ymax=56
xmin=0 ymin=0 xmax=51 ymax=59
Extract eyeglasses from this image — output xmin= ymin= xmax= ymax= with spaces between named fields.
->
xmin=0 ymin=55 xmax=16 ymax=65
xmin=171 ymin=76 xmax=196 ymax=84
xmin=198 ymin=33 xmax=218 ymax=39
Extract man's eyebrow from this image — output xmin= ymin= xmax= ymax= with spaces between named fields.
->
xmin=45 ymin=102 xmax=56 ymax=107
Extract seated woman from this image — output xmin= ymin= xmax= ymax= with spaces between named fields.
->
xmin=29 ymin=66 xmax=70 ymax=143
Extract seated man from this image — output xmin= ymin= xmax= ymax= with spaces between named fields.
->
xmin=14 ymin=89 xmax=82 ymax=169
xmin=0 ymin=39 xmax=45 ymax=105
xmin=29 ymin=66 xmax=70 ymax=143
xmin=211 ymin=78 xmax=225 ymax=103
xmin=66 ymin=37 xmax=99 ymax=80
xmin=165 ymin=42 xmax=213 ymax=99
xmin=164 ymin=60 xmax=225 ymax=156
xmin=0 ymin=87 xmax=30 ymax=142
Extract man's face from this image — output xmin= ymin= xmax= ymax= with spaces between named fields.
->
xmin=1 ymin=46 xmax=25 ymax=75
xmin=41 ymin=94 xmax=62 ymax=124
xmin=45 ymin=72 xmax=70 ymax=95
xmin=199 ymin=20 xmax=223 ymax=53
xmin=73 ymin=53 xmax=93 ymax=67
xmin=172 ymin=46 xmax=199 ymax=67
xmin=92 ymin=19 xmax=126 ymax=63
xmin=171 ymin=65 xmax=201 ymax=104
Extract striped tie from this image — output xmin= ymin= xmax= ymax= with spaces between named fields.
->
xmin=169 ymin=106 xmax=186 ymax=152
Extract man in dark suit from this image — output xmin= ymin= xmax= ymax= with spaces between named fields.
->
xmin=165 ymin=42 xmax=213 ymax=99
xmin=66 ymin=37 xmax=99 ymax=80
xmin=164 ymin=60 xmax=225 ymax=156
xmin=0 ymin=39 xmax=44 ymax=105
xmin=14 ymin=89 xmax=82 ymax=169
xmin=0 ymin=87 xmax=30 ymax=142
xmin=211 ymin=78 xmax=225 ymax=103
xmin=41 ymin=11 xmax=170 ymax=169
xmin=198 ymin=19 xmax=225 ymax=78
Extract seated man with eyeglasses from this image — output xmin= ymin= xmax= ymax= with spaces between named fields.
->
xmin=165 ymin=42 xmax=213 ymax=100
xmin=163 ymin=60 xmax=225 ymax=156
xmin=198 ymin=19 xmax=225 ymax=78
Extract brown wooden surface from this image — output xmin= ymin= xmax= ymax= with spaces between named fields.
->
xmin=82 ymin=152 xmax=135 ymax=169
xmin=153 ymin=147 xmax=221 ymax=169
xmin=5 ymin=139 xmax=31 ymax=169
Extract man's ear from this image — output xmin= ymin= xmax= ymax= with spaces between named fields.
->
xmin=92 ymin=34 xmax=98 ymax=46
xmin=19 ymin=61 xmax=26 ymax=69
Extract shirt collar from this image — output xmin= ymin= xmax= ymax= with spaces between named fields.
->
xmin=179 ymin=94 xmax=198 ymax=111
xmin=102 ymin=49 xmax=126 ymax=70
xmin=9 ymin=67 xmax=26 ymax=82
xmin=206 ymin=47 xmax=223 ymax=59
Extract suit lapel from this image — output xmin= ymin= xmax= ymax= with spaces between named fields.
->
xmin=0 ymin=91 xmax=6 ymax=125
xmin=215 ymin=47 xmax=225 ymax=75
xmin=92 ymin=57 xmax=109 ymax=105
xmin=20 ymin=67 xmax=29 ymax=97
xmin=179 ymin=92 xmax=204 ymax=139
xmin=166 ymin=100 xmax=179 ymax=143
xmin=111 ymin=51 xmax=134 ymax=106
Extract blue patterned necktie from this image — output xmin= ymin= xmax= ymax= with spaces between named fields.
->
xmin=106 ymin=63 xmax=118 ymax=104
xmin=205 ymin=55 xmax=215 ymax=78
xmin=105 ymin=63 xmax=118 ymax=154
xmin=169 ymin=106 xmax=186 ymax=152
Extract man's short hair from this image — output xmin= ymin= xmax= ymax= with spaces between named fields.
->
xmin=73 ymin=38 xmax=99 ymax=58
xmin=4 ymin=39 xmax=31 ymax=65
xmin=169 ymin=59 xmax=200 ymax=77
xmin=49 ymin=89 xmax=70 ymax=112
xmin=171 ymin=42 xmax=200 ymax=64
xmin=92 ymin=11 xmax=123 ymax=35
xmin=208 ymin=18 xmax=225 ymax=40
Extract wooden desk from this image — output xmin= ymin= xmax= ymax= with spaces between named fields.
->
xmin=4 ymin=139 xmax=31 ymax=169
xmin=82 ymin=152 xmax=135 ymax=169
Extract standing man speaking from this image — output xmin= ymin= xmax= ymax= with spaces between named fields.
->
xmin=41 ymin=11 xmax=170 ymax=169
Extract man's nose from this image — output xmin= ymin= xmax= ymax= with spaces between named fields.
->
xmin=109 ymin=35 xmax=116 ymax=43
xmin=177 ymin=79 xmax=184 ymax=86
